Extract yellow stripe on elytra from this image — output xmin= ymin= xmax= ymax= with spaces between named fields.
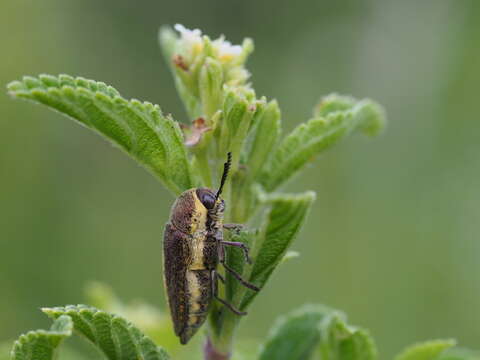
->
xmin=188 ymin=192 xmax=208 ymax=270
xmin=185 ymin=192 xmax=208 ymax=323
xmin=189 ymin=192 xmax=207 ymax=234
xmin=186 ymin=270 xmax=202 ymax=319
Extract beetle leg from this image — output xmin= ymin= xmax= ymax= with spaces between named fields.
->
xmin=211 ymin=270 xmax=246 ymax=316
xmin=217 ymin=240 xmax=226 ymax=262
xmin=221 ymin=261 xmax=260 ymax=291
xmin=216 ymin=272 xmax=225 ymax=283
xmin=220 ymin=240 xmax=252 ymax=264
xmin=223 ymin=223 xmax=244 ymax=234
xmin=217 ymin=237 xmax=259 ymax=291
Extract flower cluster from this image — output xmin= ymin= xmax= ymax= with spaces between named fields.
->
xmin=160 ymin=24 xmax=255 ymax=125
xmin=173 ymin=24 xmax=252 ymax=87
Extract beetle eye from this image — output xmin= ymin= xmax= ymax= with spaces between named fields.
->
xmin=201 ymin=193 xmax=216 ymax=209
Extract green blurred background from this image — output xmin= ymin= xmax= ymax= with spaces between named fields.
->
xmin=1 ymin=0 xmax=479 ymax=357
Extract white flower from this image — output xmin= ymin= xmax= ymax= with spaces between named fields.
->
xmin=174 ymin=24 xmax=203 ymax=55
xmin=174 ymin=24 xmax=243 ymax=64
xmin=213 ymin=36 xmax=243 ymax=63
xmin=172 ymin=24 xmax=250 ymax=89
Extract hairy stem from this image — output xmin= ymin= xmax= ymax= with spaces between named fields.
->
xmin=205 ymin=181 xmax=261 ymax=359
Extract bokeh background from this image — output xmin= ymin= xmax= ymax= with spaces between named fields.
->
xmin=1 ymin=0 xmax=479 ymax=357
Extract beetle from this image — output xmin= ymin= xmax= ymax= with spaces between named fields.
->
xmin=163 ymin=152 xmax=259 ymax=344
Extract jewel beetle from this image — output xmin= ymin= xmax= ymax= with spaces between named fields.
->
xmin=163 ymin=152 xmax=259 ymax=344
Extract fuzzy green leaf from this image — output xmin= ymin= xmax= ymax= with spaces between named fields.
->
xmin=258 ymin=305 xmax=331 ymax=360
xmin=7 ymin=74 xmax=193 ymax=195
xmin=314 ymin=94 xmax=386 ymax=136
xmin=230 ymin=100 xmax=281 ymax=221
xmin=225 ymin=230 xmax=256 ymax=302
xmin=42 ymin=305 xmax=169 ymax=360
xmin=318 ymin=313 xmax=377 ymax=360
xmin=240 ymin=189 xmax=315 ymax=309
xmin=243 ymin=99 xmax=281 ymax=182
xmin=261 ymin=95 xmax=386 ymax=191
xmin=313 ymin=94 xmax=386 ymax=136
xmin=216 ymin=88 xmax=259 ymax=167
xmin=199 ymin=57 xmax=224 ymax=118
xmin=395 ymin=340 xmax=457 ymax=360
xmin=85 ymin=282 xmax=181 ymax=353
xmin=259 ymin=305 xmax=376 ymax=360
xmin=11 ymin=315 xmax=73 ymax=360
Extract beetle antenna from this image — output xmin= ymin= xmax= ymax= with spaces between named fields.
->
xmin=216 ymin=152 xmax=232 ymax=200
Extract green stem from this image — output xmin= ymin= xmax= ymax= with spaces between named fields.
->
xmin=206 ymin=186 xmax=267 ymax=358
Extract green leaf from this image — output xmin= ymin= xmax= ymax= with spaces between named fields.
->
xmin=258 ymin=305 xmax=331 ymax=360
xmin=313 ymin=93 xmax=357 ymax=115
xmin=395 ymin=339 xmax=457 ymax=360
xmin=225 ymin=230 xmax=256 ymax=302
xmin=259 ymin=305 xmax=376 ymax=360
xmin=42 ymin=305 xmax=170 ymax=360
xmin=7 ymin=74 xmax=193 ymax=195
xmin=199 ymin=57 xmax=224 ymax=119
xmin=85 ymin=282 xmax=181 ymax=354
xmin=229 ymin=99 xmax=279 ymax=222
xmin=11 ymin=315 xmax=73 ymax=360
xmin=261 ymin=95 xmax=386 ymax=191
xmin=240 ymin=189 xmax=315 ymax=309
xmin=314 ymin=94 xmax=386 ymax=137
xmin=318 ymin=313 xmax=377 ymax=360
xmin=243 ymin=99 xmax=281 ymax=182
xmin=216 ymin=88 xmax=258 ymax=168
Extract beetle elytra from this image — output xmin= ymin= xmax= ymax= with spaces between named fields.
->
xmin=163 ymin=152 xmax=259 ymax=344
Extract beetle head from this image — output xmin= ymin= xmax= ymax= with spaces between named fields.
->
xmin=195 ymin=152 xmax=231 ymax=216
xmin=196 ymin=188 xmax=218 ymax=210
